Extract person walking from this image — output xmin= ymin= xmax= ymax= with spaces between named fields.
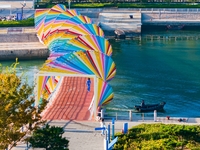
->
xmin=96 ymin=106 xmax=101 ymax=121
xmin=86 ymin=78 xmax=91 ymax=92
xmin=141 ymin=100 xmax=145 ymax=107
xmin=100 ymin=118 xmax=106 ymax=136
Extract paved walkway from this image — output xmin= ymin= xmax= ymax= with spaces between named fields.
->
xmin=0 ymin=42 xmax=46 ymax=50
xmin=42 ymin=77 xmax=94 ymax=121
xmin=12 ymin=118 xmax=200 ymax=150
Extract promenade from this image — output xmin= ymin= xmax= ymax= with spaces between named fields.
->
xmin=12 ymin=118 xmax=200 ymax=150
xmin=10 ymin=76 xmax=200 ymax=150
xmin=42 ymin=77 xmax=94 ymax=121
xmin=0 ymin=42 xmax=45 ymax=50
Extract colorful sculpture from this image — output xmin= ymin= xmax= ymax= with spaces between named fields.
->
xmin=35 ymin=4 xmax=116 ymax=108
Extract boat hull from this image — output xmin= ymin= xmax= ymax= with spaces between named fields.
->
xmin=134 ymin=102 xmax=166 ymax=112
xmin=114 ymin=29 xmax=126 ymax=39
xmin=166 ymin=25 xmax=184 ymax=30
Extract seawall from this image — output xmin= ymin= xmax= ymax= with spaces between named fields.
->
xmin=1 ymin=8 xmax=200 ymax=60
xmin=0 ymin=42 xmax=48 ymax=61
xmin=80 ymin=8 xmax=200 ymax=34
xmin=0 ymin=33 xmax=39 ymax=43
xmin=0 ymin=28 xmax=48 ymax=61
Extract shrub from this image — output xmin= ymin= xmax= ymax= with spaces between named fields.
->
xmin=0 ymin=18 xmax=34 ymax=27
xmin=113 ymin=123 xmax=200 ymax=150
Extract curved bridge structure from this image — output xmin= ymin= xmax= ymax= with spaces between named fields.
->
xmin=34 ymin=4 xmax=116 ymax=121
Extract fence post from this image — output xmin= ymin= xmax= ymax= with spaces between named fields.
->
xmin=123 ymin=123 xmax=128 ymax=134
xmin=112 ymin=118 xmax=115 ymax=140
xmin=104 ymin=138 xmax=108 ymax=150
xmin=154 ymin=110 xmax=157 ymax=122
xmin=108 ymin=124 xmax=110 ymax=142
xmin=101 ymin=108 xmax=104 ymax=118
xmin=142 ymin=113 xmax=144 ymax=121
xmin=129 ymin=110 xmax=132 ymax=121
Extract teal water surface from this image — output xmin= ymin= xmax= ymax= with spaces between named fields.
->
xmin=1 ymin=30 xmax=200 ymax=118
xmin=108 ymin=30 xmax=200 ymax=118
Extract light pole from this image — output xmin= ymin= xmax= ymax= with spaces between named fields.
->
xmin=20 ymin=0 xmax=26 ymax=20
xmin=68 ymin=0 xmax=71 ymax=9
xmin=33 ymin=0 xmax=35 ymax=9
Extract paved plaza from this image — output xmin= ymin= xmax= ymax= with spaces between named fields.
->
xmin=12 ymin=117 xmax=200 ymax=150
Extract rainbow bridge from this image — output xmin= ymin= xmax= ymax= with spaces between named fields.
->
xmin=34 ymin=4 xmax=116 ymax=121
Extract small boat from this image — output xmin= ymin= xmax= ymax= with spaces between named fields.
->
xmin=166 ymin=25 xmax=184 ymax=30
xmin=134 ymin=102 xmax=166 ymax=112
xmin=114 ymin=29 xmax=126 ymax=39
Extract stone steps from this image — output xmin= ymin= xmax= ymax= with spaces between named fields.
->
xmin=98 ymin=12 xmax=142 ymax=33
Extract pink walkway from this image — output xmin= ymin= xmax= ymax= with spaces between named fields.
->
xmin=42 ymin=77 xmax=94 ymax=121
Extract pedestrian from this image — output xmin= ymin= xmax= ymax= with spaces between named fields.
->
xmin=86 ymin=78 xmax=91 ymax=92
xmin=141 ymin=100 xmax=145 ymax=107
xmin=100 ymin=118 xmax=106 ymax=136
xmin=96 ymin=106 xmax=101 ymax=121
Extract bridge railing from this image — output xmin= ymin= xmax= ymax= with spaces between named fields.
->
xmin=104 ymin=109 xmax=156 ymax=121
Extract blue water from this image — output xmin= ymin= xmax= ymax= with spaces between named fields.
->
xmin=107 ymin=31 xmax=200 ymax=118
xmin=1 ymin=30 xmax=200 ymax=118
xmin=0 ymin=60 xmax=44 ymax=86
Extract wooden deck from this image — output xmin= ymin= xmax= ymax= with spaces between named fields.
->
xmin=42 ymin=77 xmax=94 ymax=121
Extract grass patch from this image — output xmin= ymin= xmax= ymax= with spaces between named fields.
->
xmin=0 ymin=18 xmax=34 ymax=27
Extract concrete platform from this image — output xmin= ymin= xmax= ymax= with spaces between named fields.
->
xmin=12 ymin=118 xmax=200 ymax=150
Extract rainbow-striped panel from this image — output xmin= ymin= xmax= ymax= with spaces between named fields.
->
xmin=35 ymin=4 xmax=116 ymax=108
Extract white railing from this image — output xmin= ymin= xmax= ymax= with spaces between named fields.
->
xmin=104 ymin=110 xmax=189 ymax=123
xmin=77 ymin=8 xmax=200 ymax=13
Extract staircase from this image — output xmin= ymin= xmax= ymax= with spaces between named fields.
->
xmin=98 ymin=12 xmax=142 ymax=34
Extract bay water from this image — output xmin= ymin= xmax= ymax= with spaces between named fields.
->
xmin=1 ymin=29 xmax=200 ymax=118
xmin=108 ymin=28 xmax=200 ymax=118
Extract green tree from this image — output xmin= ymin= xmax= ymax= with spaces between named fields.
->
xmin=28 ymin=124 xmax=69 ymax=150
xmin=0 ymin=61 xmax=47 ymax=150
